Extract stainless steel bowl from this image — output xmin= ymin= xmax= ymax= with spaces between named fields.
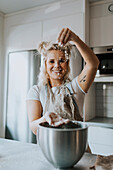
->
xmin=37 ymin=121 xmax=87 ymax=169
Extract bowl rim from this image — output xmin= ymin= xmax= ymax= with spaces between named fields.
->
xmin=38 ymin=121 xmax=88 ymax=131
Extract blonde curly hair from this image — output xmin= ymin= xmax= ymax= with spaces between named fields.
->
xmin=37 ymin=41 xmax=73 ymax=87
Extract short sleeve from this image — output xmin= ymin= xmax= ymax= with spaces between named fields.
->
xmin=71 ymin=76 xmax=86 ymax=118
xmin=72 ymin=76 xmax=86 ymax=95
xmin=26 ymin=85 xmax=40 ymax=101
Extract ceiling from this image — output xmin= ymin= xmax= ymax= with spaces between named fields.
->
xmin=0 ymin=0 xmax=103 ymax=14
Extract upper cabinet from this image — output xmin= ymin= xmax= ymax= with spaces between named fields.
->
xmin=43 ymin=13 xmax=85 ymax=42
xmin=4 ymin=0 xmax=89 ymax=52
xmin=7 ymin=22 xmax=42 ymax=51
xmin=90 ymin=1 xmax=113 ymax=47
xmin=42 ymin=0 xmax=89 ymax=43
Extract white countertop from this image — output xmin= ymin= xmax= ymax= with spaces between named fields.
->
xmin=0 ymin=138 xmax=96 ymax=170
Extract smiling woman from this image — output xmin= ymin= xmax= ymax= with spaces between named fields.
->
xmin=26 ymin=28 xmax=99 ymax=135
xmin=46 ymin=50 xmax=68 ymax=85
xmin=38 ymin=42 xmax=72 ymax=88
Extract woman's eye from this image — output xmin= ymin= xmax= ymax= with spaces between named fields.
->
xmin=49 ymin=60 xmax=54 ymax=63
xmin=59 ymin=59 xmax=65 ymax=63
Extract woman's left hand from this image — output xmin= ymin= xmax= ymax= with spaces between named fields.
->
xmin=44 ymin=112 xmax=70 ymax=126
xmin=57 ymin=28 xmax=78 ymax=45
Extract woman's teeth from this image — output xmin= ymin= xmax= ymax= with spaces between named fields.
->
xmin=53 ymin=71 xmax=60 ymax=73
xmin=52 ymin=69 xmax=61 ymax=72
xmin=52 ymin=70 xmax=62 ymax=76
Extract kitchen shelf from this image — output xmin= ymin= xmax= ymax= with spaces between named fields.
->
xmin=94 ymin=76 xmax=113 ymax=82
xmin=86 ymin=117 xmax=113 ymax=128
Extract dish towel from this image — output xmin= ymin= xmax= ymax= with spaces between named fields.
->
xmin=90 ymin=155 xmax=113 ymax=170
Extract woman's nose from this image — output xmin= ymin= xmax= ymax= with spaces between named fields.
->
xmin=54 ymin=61 xmax=60 ymax=67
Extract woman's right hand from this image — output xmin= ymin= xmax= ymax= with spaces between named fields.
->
xmin=57 ymin=28 xmax=79 ymax=45
xmin=44 ymin=112 xmax=70 ymax=126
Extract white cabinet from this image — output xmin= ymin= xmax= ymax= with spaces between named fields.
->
xmin=8 ymin=22 xmax=42 ymax=51
xmin=42 ymin=0 xmax=89 ymax=42
xmin=88 ymin=126 xmax=113 ymax=155
xmin=90 ymin=1 xmax=113 ymax=47
xmin=43 ymin=13 xmax=85 ymax=42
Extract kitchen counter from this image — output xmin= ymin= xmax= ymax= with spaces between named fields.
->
xmin=0 ymin=138 xmax=96 ymax=170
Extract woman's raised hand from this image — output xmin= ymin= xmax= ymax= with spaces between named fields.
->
xmin=44 ymin=112 xmax=70 ymax=126
xmin=57 ymin=28 xmax=78 ymax=45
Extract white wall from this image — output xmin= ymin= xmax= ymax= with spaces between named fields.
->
xmin=1 ymin=0 xmax=88 ymax=137
xmin=0 ymin=12 xmax=4 ymax=138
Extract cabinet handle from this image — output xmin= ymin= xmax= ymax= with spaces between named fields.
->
xmin=108 ymin=4 xmax=113 ymax=12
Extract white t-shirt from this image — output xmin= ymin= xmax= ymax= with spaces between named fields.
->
xmin=26 ymin=77 xmax=86 ymax=119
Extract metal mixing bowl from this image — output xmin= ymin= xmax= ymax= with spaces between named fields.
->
xmin=37 ymin=121 xmax=87 ymax=169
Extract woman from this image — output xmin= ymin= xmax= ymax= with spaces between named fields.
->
xmin=26 ymin=28 xmax=99 ymax=135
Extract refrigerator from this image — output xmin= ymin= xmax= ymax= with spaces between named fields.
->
xmin=5 ymin=50 xmax=41 ymax=143
xmin=5 ymin=46 xmax=82 ymax=143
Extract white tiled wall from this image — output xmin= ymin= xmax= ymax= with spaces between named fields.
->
xmin=95 ymin=83 xmax=113 ymax=118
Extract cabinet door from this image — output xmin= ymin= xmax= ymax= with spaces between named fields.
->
xmin=90 ymin=15 xmax=113 ymax=47
xmin=42 ymin=13 xmax=85 ymax=42
xmin=8 ymin=21 xmax=42 ymax=51
xmin=88 ymin=126 xmax=113 ymax=155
